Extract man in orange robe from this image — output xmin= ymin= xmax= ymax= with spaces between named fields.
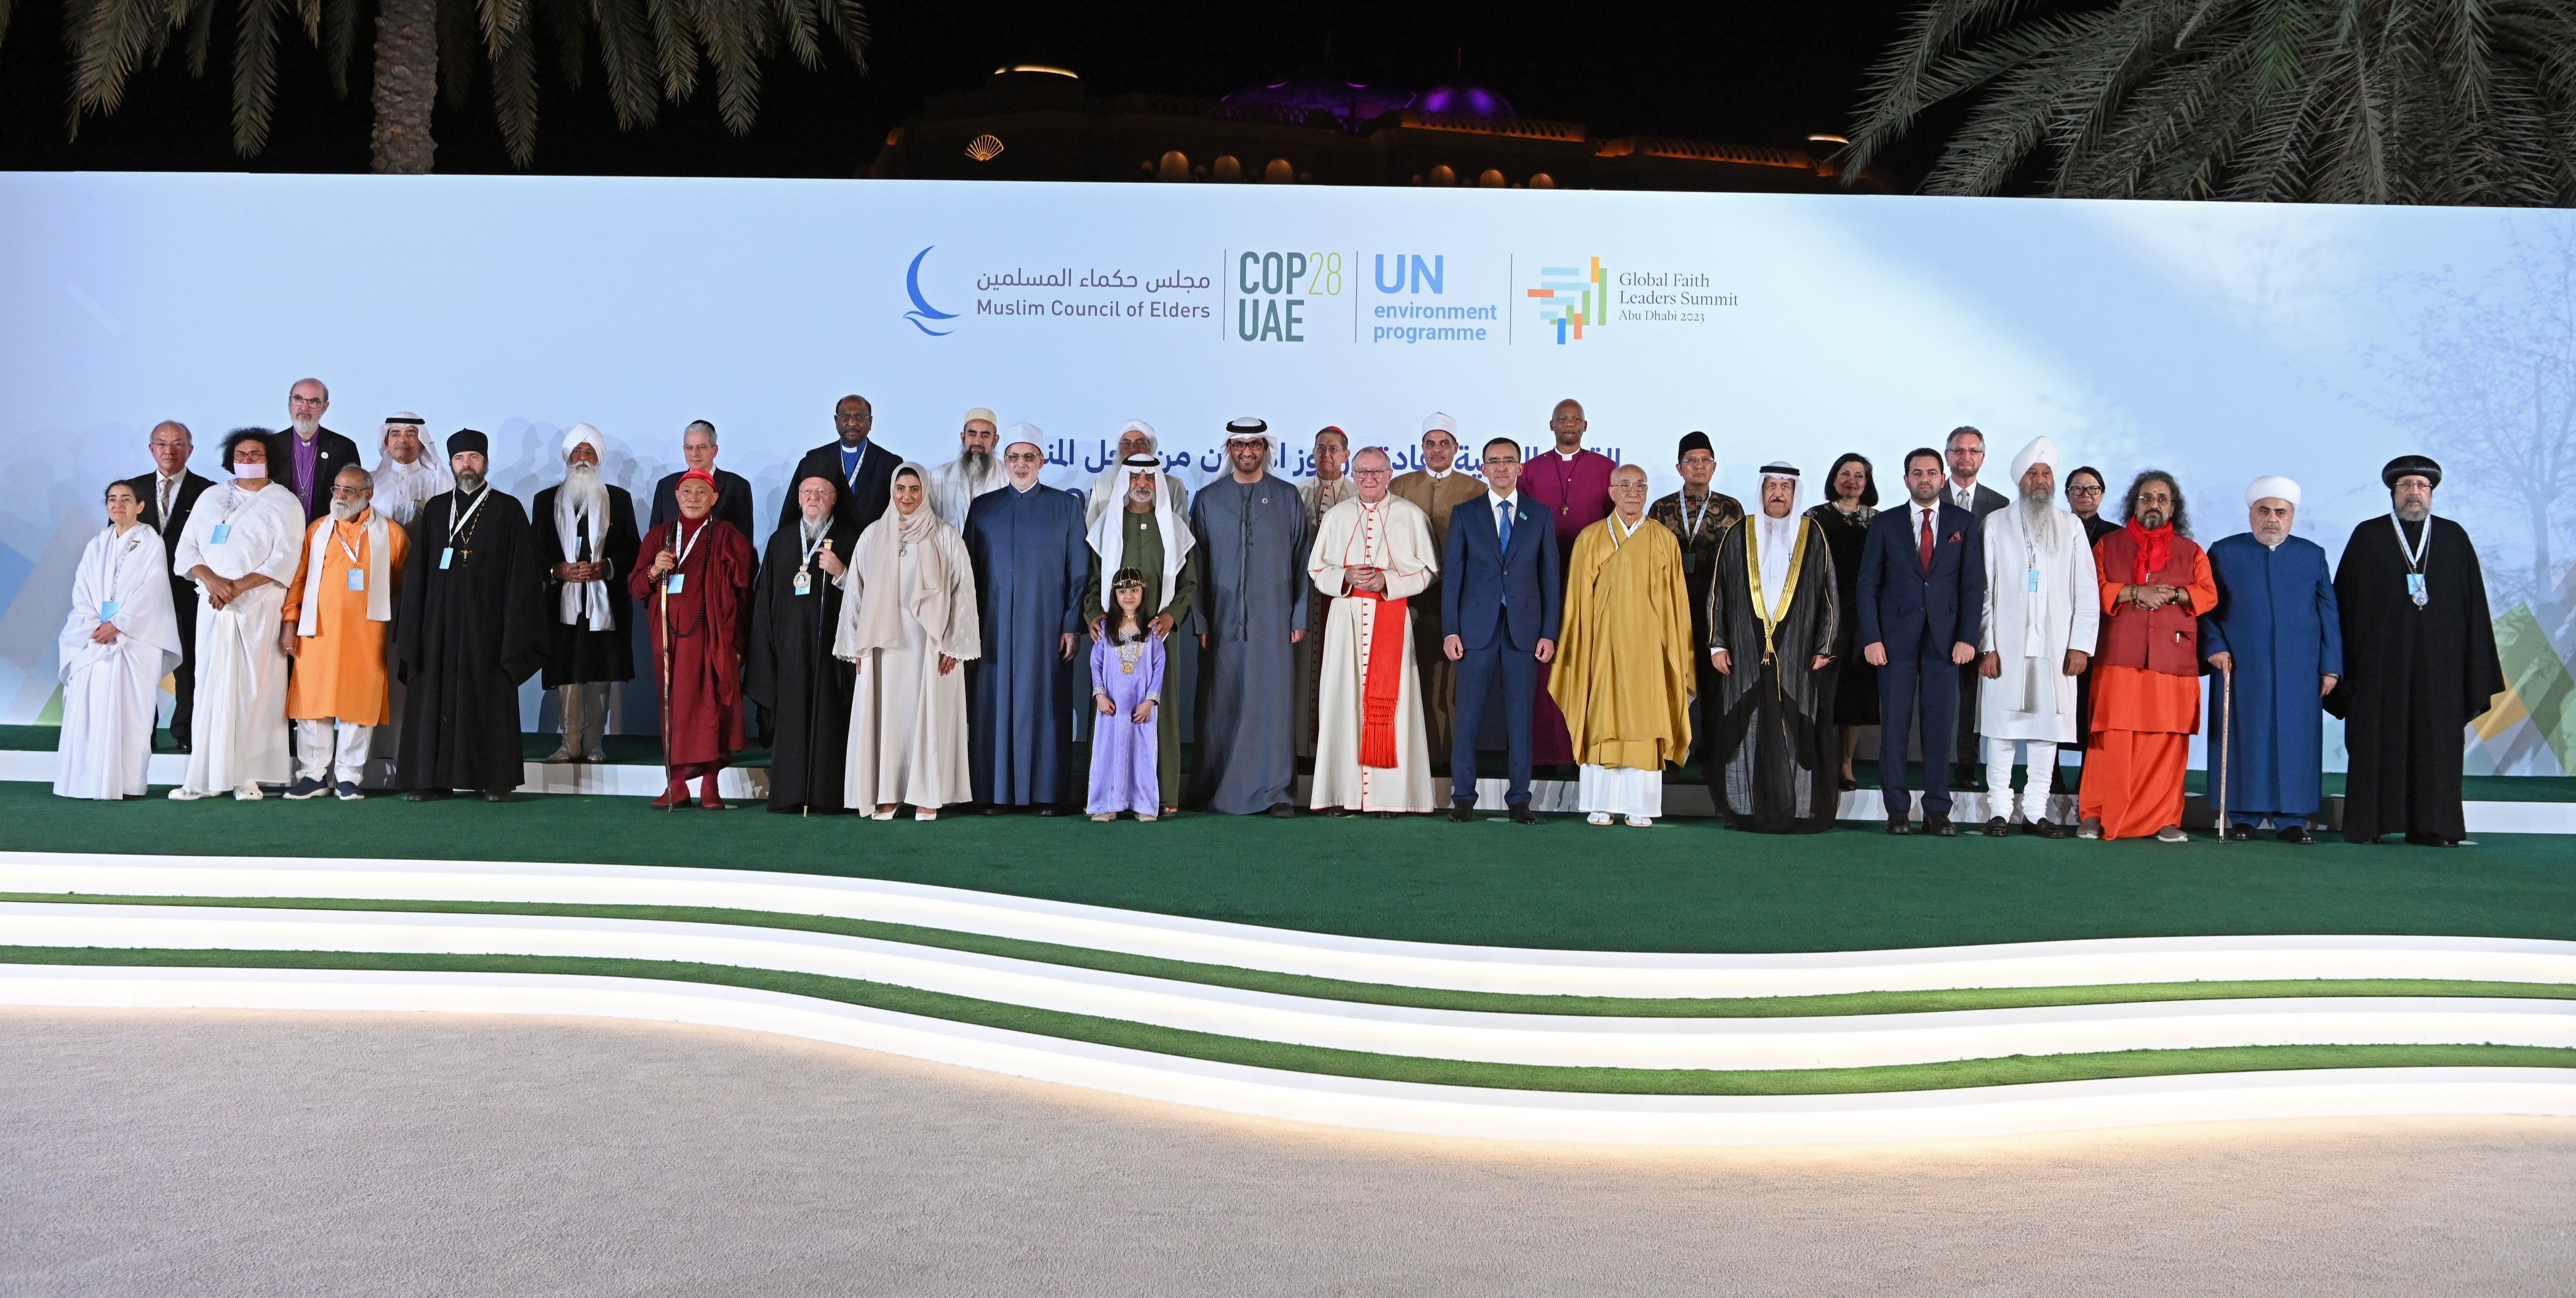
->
xmin=2080 ymin=470 xmax=2217 ymax=842
xmin=280 ymin=464 xmax=409 ymax=799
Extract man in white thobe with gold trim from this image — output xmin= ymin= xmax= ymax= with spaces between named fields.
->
xmin=1976 ymin=435 xmax=2100 ymax=836
xmin=1308 ymin=446 xmax=1440 ymax=815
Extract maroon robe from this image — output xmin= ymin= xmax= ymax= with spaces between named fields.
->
xmin=1518 ymin=447 xmax=1617 ymax=765
xmin=630 ymin=517 xmax=758 ymax=767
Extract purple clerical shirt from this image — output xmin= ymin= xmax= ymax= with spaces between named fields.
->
xmin=292 ymin=431 xmax=321 ymax=515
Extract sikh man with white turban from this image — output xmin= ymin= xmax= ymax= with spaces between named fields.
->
xmin=368 ymin=413 xmax=451 ymax=528
xmin=2201 ymin=476 xmax=2341 ymax=842
xmin=929 ymin=407 xmax=1008 ymax=529
xmin=1974 ymin=436 xmax=2101 ymax=836
xmin=1086 ymin=421 xmax=1189 ymax=524
xmin=531 ymin=424 xmax=642 ymax=763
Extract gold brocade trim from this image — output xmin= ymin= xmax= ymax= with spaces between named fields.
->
xmin=1742 ymin=517 xmax=1810 ymax=664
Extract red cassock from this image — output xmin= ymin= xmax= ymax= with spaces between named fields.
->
xmin=630 ymin=517 xmax=758 ymax=767
xmin=1518 ymin=448 xmax=1617 ymax=765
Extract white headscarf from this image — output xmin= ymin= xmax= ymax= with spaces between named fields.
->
xmin=844 ymin=462 xmax=971 ymax=656
xmin=554 ymin=424 xmax=614 ymax=631
xmin=1755 ymin=469 xmax=1802 ymax=612
xmin=2247 ymin=475 xmax=2301 ymax=507
xmin=370 ymin=412 xmax=452 ymax=527
xmin=1086 ymin=454 xmax=1194 ymax=613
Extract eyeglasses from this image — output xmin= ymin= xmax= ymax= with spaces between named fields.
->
xmin=328 ymin=485 xmax=369 ymax=498
xmin=2066 ymin=485 xmax=2104 ymax=495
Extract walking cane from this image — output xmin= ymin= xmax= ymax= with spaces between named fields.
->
xmin=659 ymin=532 xmax=676 ymax=812
xmin=2216 ymin=665 xmax=2232 ymax=842
xmin=803 ymin=540 xmax=831 ymax=818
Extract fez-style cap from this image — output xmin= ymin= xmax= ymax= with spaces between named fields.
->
xmin=1677 ymin=431 xmax=1713 ymax=458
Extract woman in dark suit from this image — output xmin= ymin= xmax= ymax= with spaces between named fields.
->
xmin=1805 ymin=452 xmax=1879 ymax=791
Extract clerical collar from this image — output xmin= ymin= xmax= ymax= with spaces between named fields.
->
xmin=1556 ymin=448 xmax=1580 ymax=461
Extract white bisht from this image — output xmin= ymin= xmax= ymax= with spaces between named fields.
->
xmin=1306 ymin=494 xmax=1440 ymax=812
xmin=1978 ymin=471 xmax=2102 ymax=741
xmin=926 ymin=454 xmax=1005 ymax=530
xmin=54 ymin=523 xmax=183 ymax=799
xmin=171 ymin=479 xmax=308 ymax=793
xmin=835 ymin=466 xmax=984 ymax=812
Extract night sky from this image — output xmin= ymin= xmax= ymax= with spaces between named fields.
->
xmin=0 ymin=0 xmax=1925 ymax=178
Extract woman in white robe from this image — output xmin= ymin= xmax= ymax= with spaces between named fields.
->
xmin=168 ymin=432 xmax=308 ymax=799
xmin=836 ymin=463 xmax=981 ymax=820
xmin=55 ymin=482 xmax=185 ymax=799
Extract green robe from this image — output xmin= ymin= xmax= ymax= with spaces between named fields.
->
xmin=1084 ymin=509 xmax=1199 ymax=808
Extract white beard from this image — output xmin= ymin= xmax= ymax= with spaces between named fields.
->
xmin=329 ymin=498 xmax=364 ymax=522
xmin=564 ymin=461 xmax=610 ymax=521
xmin=292 ymin=417 xmax=320 ymax=437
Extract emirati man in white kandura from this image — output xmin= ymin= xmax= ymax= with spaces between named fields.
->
xmin=168 ymin=430 xmax=308 ymax=800
xmin=54 ymin=480 xmax=184 ymax=799
xmin=1975 ymin=436 xmax=2100 ymax=837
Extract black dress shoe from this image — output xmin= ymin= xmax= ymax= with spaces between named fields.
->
xmin=1037 ymin=807 xmax=1061 ymax=817
xmin=1373 ymin=811 xmax=1396 ymax=819
xmin=2024 ymin=820 xmax=2067 ymax=839
xmin=1448 ymin=802 xmax=1475 ymax=823
xmin=2225 ymin=824 xmax=2254 ymax=842
xmin=1926 ymin=817 xmax=1959 ymax=837
xmin=404 ymin=789 xmax=452 ymax=802
xmin=1510 ymin=806 xmax=1538 ymax=825
xmin=1886 ymin=818 xmax=1913 ymax=836
xmin=482 ymin=791 xmax=511 ymax=803
xmin=2276 ymin=824 xmax=2311 ymax=844
xmin=1983 ymin=816 xmax=2010 ymax=837
xmin=1267 ymin=803 xmax=1296 ymax=818
xmin=1325 ymin=807 xmax=1355 ymax=817
xmin=982 ymin=806 xmax=1003 ymax=816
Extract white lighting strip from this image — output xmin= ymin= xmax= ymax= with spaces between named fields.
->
xmin=4 ymin=852 xmax=2571 ymax=999
xmin=5 ymin=964 xmax=2570 ymax=1147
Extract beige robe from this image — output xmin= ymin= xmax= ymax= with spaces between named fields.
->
xmin=1294 ymin=474 xmax=1359 ymax=757
xmin=1307 ymin=494 xmax=1440 ymax=811
xmin=836 ymin=517 xmax=980 ymax=809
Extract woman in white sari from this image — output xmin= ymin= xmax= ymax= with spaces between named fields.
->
xmin=56 ymin=481 xmax=185 ymax=799
xmin=168 ymin=431 xmax=307 ymax=799
xmin=835 ymin=463 xmax=980 ymax=820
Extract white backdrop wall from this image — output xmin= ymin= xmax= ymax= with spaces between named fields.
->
xmin=4 ymin=173 xmax=2572 ymax=774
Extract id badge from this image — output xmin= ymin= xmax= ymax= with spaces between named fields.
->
xmin=439 ymin=547 xmax=454 ymax=570
xmin=666 ymin=573 xmax=686 ymax=595
xmin=2026 ymin=568 xmax=2040 ymax=593
xmin=2406 ymin=572 xmax=2427 ymax=607
xmin=99 ymin=599 xmax=120 ymax=620
xmin=793 ymin=570 xmax=812 ymax=596
xmin=346 ymin=569 xmax=365 ymax=592
xmin=210 ymin=524 xmax=231 ymax=545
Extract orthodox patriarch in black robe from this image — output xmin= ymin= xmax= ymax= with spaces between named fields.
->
xmin=1705 ymin=507 xmax=1841 ymax=832
xmin=2326 ymin=460 xmax=2505 ymax=845
xmin=396 ymin=452 xmax=547 ymax=798
xmin=746 ymin=511 xmax=862 ymax=812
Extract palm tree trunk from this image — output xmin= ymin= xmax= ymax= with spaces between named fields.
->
xmin=369 ymin=0 xmax=439 ymax=173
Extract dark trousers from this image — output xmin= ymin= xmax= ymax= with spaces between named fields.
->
xmin=1879 ymin=645 xmax=1959 ymax=821
xmin=1451 ymin=641 xmax=1537 ymax=806
xmin=167 ymin=578 xmax=198 ymax=747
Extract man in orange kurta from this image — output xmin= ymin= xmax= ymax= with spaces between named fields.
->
xmin=2079 ymin=471 xmax=2215 ymax=842
xmin=280 ymin=466 xmax=409 ymax=799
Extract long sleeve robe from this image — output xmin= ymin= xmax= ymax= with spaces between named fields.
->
xmin=1293 ymin=475 xmax=1357 ymax=759
xmin=2326 ymin=514 xmax=2505 ymax=844
xmin=172 ymin=481 xmax=306 ymax=793
xmin=2202 ymin=534 xmax=2342 ymax=823
xmin=396 ymin=487 xmax=547 ymax=794
xmin=1550 ymin=514 xmax=1695 ymax=772
xmin=281 ymin=511 xmax=408 ymax=725
xmin=55 ymin=524 xmax=182 ymax=799
xmin=964 ymin=483 xmax=1090 ymax=808
xmin=1518 ymin=447 xmax=1616 ymax=765
xmin=1706 ymin=513 xmax=1841 ymax=832
xmin=1082 ymin=509 xmax=1198 ymax=810
xmin=837 ymin=516 xmax=982 ymax=810
xmin=1307 ymin=495 xmax=1440 ymax=812
xmin=632 ymin=518 xmax=756 ymax=769
xmin=1977 ymin=505 xmax=2101 ymax=742
xmin=534 ymin=484 xmax=643 ymax=689
xmin=746 ymin=515 xmax=863 ymax=811
xmin=1187 ymin=474 xmax=1310 ymax=814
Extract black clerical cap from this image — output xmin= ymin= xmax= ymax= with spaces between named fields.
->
xmin=1677 ymin=431 xmax=1712 ymax=458
xmin=447 ymin=428 xmax=490 ymax=458
xmin=2381 ymin=454 xmax=2441 ymax=489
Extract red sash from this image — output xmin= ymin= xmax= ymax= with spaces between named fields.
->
xmin=1355 ymin=589 xmax=1408 ymax=769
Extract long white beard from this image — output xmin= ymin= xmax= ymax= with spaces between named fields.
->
xmin=2019 ymin=490 xmax=2057 ymax=543
xmin=564 ymin=461 xmax=610 ymax=521
xmin=329 ymin=498 xmax=365 ymax=522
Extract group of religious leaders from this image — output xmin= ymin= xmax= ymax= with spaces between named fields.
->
xmin=54 ymin=380 xmax=2504 ymax=846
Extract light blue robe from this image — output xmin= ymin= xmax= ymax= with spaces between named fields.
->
xmin=2201 ymin=533 xmax=2343 ymax=821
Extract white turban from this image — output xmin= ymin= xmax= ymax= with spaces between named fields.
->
xmin=2009 ymin=436 xmax=2059 ymax=484
xmin=2247 ymin=475 xmax=2301 ymax=507
xmin=1420 ymin=411 xmax=1458 ymax=436
xmin=562 ymin=422 xmax=605 ymax=461
xmin=1005 ymin=421 xmax=1045 ymax=453
xmin=1118 ymin=419 xmax=1156 ymax=449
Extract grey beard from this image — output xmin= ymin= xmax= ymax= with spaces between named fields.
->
xmin=2395 ymin=500 xmax=2431 ymax=522
xmin=455 ymin=471 xmax=485 ymax=495
xmin=329 ymin=498 xmax=365 ymax=522
xmin=292 ymin=417 xmax=320 ymax=437
xmin=962 ymin=447 xmax=997 ymax=481
xmin=2019 ymin=490 xmax=2056 ymax=537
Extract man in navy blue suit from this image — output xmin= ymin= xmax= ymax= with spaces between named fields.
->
xmin=1857 ymin=447 xmax=1986 ymax=835
xmin=1442 ymin=437 xmax=1561 ymax=824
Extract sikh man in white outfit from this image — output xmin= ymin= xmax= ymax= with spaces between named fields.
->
xmin=1976 ymin=435 xmax=2101 ymax=836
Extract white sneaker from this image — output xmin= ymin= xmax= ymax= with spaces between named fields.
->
xmin=2155 ymin=824 xmax=2188 ymax=843
xmin=1626 ymin=816 xmax=1653 ymax=828
xmin=232 ymin=783 xmax=265 ymax=801
xmin=167 ymin=786 xmax=208 ymax=801
xmin=1586 ymin=812 xmax=1612 ymax=826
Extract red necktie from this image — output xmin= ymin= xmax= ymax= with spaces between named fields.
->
xmin=1918 ymin=506 xmax=1934 ymax=574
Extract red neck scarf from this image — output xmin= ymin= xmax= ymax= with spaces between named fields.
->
xmin=2124 ymin=515 xmax=2174 ymax=584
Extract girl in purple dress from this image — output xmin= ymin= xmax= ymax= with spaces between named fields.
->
xmin=1086 ymin=568 xmax=1164 ymax=821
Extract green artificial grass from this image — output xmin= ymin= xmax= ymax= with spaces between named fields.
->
xmin=9 ymin=944 xmax=2570 ymax=1095
xmin=4 ymin=779 xmax=2572 ymax=955
xmin=11 ymin=891 xmax=2572 ymax=1018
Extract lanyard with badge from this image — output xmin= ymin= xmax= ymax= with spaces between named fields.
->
xmin=338 ymin=521 xmax=368 ymax=591
xmin=100 ymin=529 xmax=144 ymax=622
xmin=665 ymin=520 xmax=706 ymax=595
xmin=441 ymin=487 xmax=490 ymax=570
xmin=2391 ymin=511 xmax=2432 ymax=607
xmin=793 ymin=525 xmax=832 ymax=596
xmin=1677 ymin=492 xmax=1714 ymax=573
xmin=207 ymin=487 xmax=246 ymax=545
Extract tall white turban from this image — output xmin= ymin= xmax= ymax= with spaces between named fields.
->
xmin=554 ymin=423 xmax=613 ymax=630
xmin=2247 ymin=475 xmax=2301 ymax=507
xmin=562 ymin=423 xmax=606 ymax=461
xmin=1420 ymin=411 xmax=1458 ymax=436
xmin=2009 ymin=436 xmax=2059 ymax=485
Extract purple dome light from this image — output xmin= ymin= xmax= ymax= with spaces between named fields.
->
xmin=1415 ymin=84 xmax=1515 ymax=118
xmin=1222 ymin=77 xmax=1417 ymax=122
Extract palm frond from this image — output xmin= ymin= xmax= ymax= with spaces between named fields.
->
xmin=230 ymin=0 xmax=285 ymax=154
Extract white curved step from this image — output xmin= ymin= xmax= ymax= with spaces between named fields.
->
xmin=6 ymin=903 xmax=2572 ymax=1070
xmin=4 ymin=963 xmax=2570 ymax=1147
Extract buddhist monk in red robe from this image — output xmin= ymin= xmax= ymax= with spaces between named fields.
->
xmin=631 ymin=468 xmax=757 ymax=809
xmin=2080 ymin=470 xmax=2218 ymax=842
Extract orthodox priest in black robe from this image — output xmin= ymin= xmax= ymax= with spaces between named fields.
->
xmin=1704 ymin=464 xmax=1841 ymax=833
xmin=396 ymin=429 xmax=547 ymax=800
xmin=747 ymin=476 xmax=862 ymax=812
xmin=2326 ymin=455 xmax=2505 ymax=846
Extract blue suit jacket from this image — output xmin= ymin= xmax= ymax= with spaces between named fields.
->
xmin=1856 ymin=499 xmax=1985 ymax=657
xmin=1443 ymin=492 xmax=1561 ymax=653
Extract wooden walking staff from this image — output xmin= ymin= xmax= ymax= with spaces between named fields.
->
xmin=2217 ymin=665 xmax=2233 ymax=841
xmin=658 ymin=528 xmax=676 ymax=811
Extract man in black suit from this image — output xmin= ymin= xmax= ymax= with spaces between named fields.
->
xmin=265 ymin=378 xmax=364 ymax=524
xmin=1943 ymin=426 xmax=2010 ymax=784
xmin=125 ymin=420 xmax=214 ymax=752
xmin=779 ymin=394 xmax=900 ymax=539
xmin=1856 ymin=447 xmax=1986 ymax=835
xmin=648 ymin=419 xmax=758 ymax=536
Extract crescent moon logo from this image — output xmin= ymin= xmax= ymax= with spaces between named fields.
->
xmin=904 ymin=246 xmax=959 ymax=337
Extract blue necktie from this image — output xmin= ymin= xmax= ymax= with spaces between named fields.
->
xmin=1496 ymin=499 xmax=1513 ymax=552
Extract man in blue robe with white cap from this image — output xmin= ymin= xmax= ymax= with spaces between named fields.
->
xmin=2201 ymin=476 xmax=2341 ymax=843
xmin=964 ymin=427 xmax=1090 ymax=812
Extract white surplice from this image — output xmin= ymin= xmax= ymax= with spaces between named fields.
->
xmin=171 ymin=481 xmax=306 ymax=793
xmin=54 ymin=524 xmax=183 ymax=799
xmin=1978 ymin=502 xmax=2102 ymax=741
xmin=835 ymin=515 xmax=981 ymax=810
xmin=1306 ymin=494 xmax=1440 ymax=812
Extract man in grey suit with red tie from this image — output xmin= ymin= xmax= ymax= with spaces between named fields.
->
xmin=1442 ymin=437 xmax=1561 ymax=824
xmin=1858 ymin=447 xmax=1986 ymax=836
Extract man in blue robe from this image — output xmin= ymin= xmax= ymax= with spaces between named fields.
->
xmin=964 ymin=429 xmax=1090 ymax=813
xmin=1188 ymin=418 xmax=1310 ymax=816
xmin=2201 ymin=475 xmax=2341 ymax=843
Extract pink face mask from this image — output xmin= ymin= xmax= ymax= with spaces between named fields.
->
xmin=233 ymin=461 xmax=268 ymax=480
